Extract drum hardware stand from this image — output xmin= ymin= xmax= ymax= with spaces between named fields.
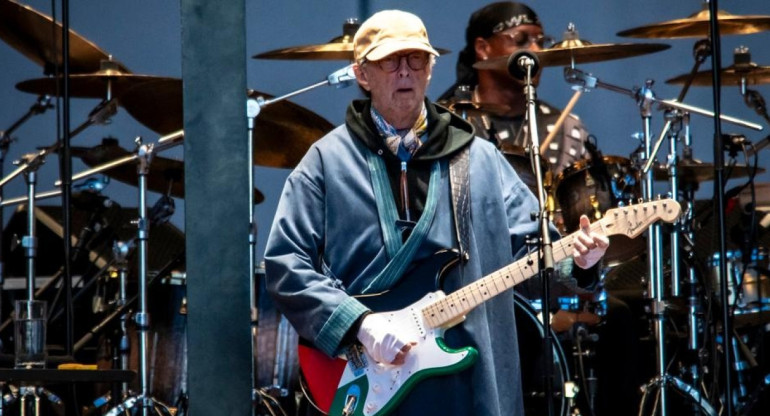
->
xmin=0 ymin=95 xmax=54 ymax=287
xmin=509 ymin=49 xmax=557 ymax=416
xmin=102 ymin=139 xmax=173 ymax=416
xmin=0 ymin=153 xmax=63 ymax=416
xmin=246 ymin=64 xmax=356 ymax=411
xmin=0 ymin=151 xmax=49 ymax=299
xmin=563 ymin=67 xmax=764 ymax=415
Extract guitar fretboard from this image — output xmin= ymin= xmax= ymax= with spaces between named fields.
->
xmin=421 ymin=222 xmax=606 ymax=329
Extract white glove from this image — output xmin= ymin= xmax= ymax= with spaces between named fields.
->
xmin=572 ymin=215 xmax=610 ymax=269
xmin=356 ymin=313 xmax=414 ymax=364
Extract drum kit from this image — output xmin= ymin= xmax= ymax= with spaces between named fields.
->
xmin=471 ymin=5 xmax=770 ymax=416
xmin=0 ymin=1 xmax=769 ymax=416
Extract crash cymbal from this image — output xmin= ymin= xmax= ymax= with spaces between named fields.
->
xmin=254 ymin=19 xmax=359 ymax=61
xmin=473 ymin=40 xmax=669 ymax=70
xmin=653 ymin=159 xmax=765 ymax=183
xmin=0 ymin=0 xmax=129 ymax=73
xmin=666 ymin=64 xmax=770 ymax=86
xmin=617 ymin=7 xmax=770 ymax=39
xmin=71 ymin=139 xmax=265 ymax=203
xmin=16 ymin=67 xmax=174 ymax=99
xmin=253 ymin=19 xmax=450 ymax=61
xmin=118 ymin=80 xmax=333 ymax=168
xmin=247 ymin=90 xmax=334 ymax=167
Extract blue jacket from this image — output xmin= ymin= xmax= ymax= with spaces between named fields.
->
xmin=265 ymin=100 xmax=545 ymax=415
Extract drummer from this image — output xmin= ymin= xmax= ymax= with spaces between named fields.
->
xmin=439 ymin=1 xmax=589 ymax=174
xmin=442 ymin=3 xmax=640 ymax=416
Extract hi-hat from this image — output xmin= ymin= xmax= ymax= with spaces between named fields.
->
xmin=666 ymin=64 xmax=770 ymax=86
xmin=253 ymin=19 xmax=450 ymax=61
xmin=71 ymin=139 xmax=265 ymax=203
xmin=617 ymin=7 xmax=770 ymax=39
xmin=437 ymin=99 xmax=512 ymax=117
xmin=0 ymin=0 xmax=129 ymax=73
xmin=653 ymin=159 xmax=765 ymax=183
xmin=117 ymin=80 xmax=333 ymax=168
xmin=473 ymin=40 xmax=669 ymax=70
xmin=16 ymin=67 xmax=174 ymax=99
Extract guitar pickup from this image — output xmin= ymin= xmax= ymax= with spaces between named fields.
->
xmin=345 ymin=344 xmax=369 ymax=373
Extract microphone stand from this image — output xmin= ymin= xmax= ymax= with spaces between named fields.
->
xmin=706 ymin=2 xmax=735 ymax=415
xmin=515 ymin=52 xmax=555 ymax=416
xmin=246 ymin=64 xmax=355 ymax=405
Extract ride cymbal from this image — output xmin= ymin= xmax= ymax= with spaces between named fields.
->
xmin=617 ymin=7 xmax=770 ymax=39
xmin=118 ymin=80 xmax=334 ymax=168
xmin=0 ymin=0 xmax=129 ymax=73
xmin=666 ymin=64 xmax=770 ymax=86
xmin=71 ymin=139 xmax=265 ymax=203
xmin=16 ymin=67 xmax=174 ymax=99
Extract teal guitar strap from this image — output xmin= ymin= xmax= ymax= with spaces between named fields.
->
xmin=355 ymin=149 xmax=444 ymax=294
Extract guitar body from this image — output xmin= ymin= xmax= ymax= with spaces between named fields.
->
xmin=299 ymin=251 xmax=478 ymax=416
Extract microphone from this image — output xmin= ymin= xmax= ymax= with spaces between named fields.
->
xmin=507 ymin=50 xmax=540 ymax=81
xmin=327 ymin=64 xmax=356 ymax=88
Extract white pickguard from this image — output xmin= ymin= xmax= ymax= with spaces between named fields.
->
xmin=333 ymin=291 xmax=474 ymax=416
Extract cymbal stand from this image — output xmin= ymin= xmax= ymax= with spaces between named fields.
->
xmin=104 ymin=139 xmax=171 ymax=416
xmin=114 ymin=240 xmax=132 ymax=399
xmin=0 ymin=95 xmax=54 ymax=286
xmin=637 ymin=79 xmax=672 ymax=416
xmin=0 ymin=151 xmax=49 ymax=300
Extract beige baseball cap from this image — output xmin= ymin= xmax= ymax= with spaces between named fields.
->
xmin=353 ymin=10 xmax=439 ymax=63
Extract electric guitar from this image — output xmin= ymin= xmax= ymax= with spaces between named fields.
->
xmin=298 ymin=199 xmax=681 ymax=416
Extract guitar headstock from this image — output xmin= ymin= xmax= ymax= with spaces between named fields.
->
xmin=602 ymin=199 xmax=682 ymax=239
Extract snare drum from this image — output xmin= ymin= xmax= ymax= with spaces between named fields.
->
xmin=554 ymin=155 xmax=642 ymax=266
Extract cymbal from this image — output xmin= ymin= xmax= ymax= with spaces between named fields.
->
xmin=653 ymin=159 xmax=765 ymax=183
xmin=437 ymin=99 xmax=512 ymax=117
xmin=254 ymin=19 xmax=359 ymax=61
xmin=617 ymin=8 xmax=770 ymax=39
xmin=253 ymin=19 xmax=450 ymax=61
xmin=666 ymin=64 xmax=770 ymax=86
xmin=0 ymin=0 xmax=129 ymax=73
xmin=71 ymin=139 xmax=265 ymax=203
xmin=118 ymin=80 xmax=334 ymax=168
xmin=473 ymin=40 xmax=669 ymax=70
xmin=16 ymin=68 xmax=175 ymax=99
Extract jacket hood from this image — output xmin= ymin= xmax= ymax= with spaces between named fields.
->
xmin=345 ymin=98 xmax=475 ymax=162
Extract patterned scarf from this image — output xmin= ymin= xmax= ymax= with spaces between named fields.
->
xmin=370 ymin=103 xmax=428 ymax=161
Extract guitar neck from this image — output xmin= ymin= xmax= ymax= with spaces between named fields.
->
xmin=420 ymin=199 xmax=681 ymax=329
xmin=421 ymin=221 xmax=606 ymax=329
